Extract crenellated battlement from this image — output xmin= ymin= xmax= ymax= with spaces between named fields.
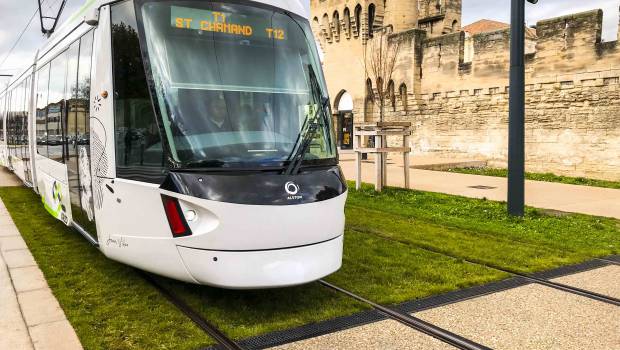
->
xmin=310 ymin=0 xmax=420 ymax=47
xmin=418 ymin=9 xmax=620 ymax=94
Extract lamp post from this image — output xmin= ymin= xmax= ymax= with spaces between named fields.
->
xmin=508 ymin=0 xmax=538 ymax=216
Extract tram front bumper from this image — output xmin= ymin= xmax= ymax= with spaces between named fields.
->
xmin=176 ymin=234 xmax=343 ymax=289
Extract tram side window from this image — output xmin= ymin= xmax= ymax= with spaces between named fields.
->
xmin=6 ymin=91 xmax=12 ymax=155
xmin=65 ymin=41 xmax=80 ymax=170
xmin=8 ymin=85 xmax=18 ymax=158
xmin=8 ymin=90 xmax=16 ymax=158
xmin=112 ymin=1 xmax=165 ymax=182
xmin=22 ymin=77 xmax=31 ymax=159
xmin=36 ymin=64 xmax=50 ymax=157
xmin=47 ymin=51 xmax=69 ymax=163
xmin=12 ymin=83 xmax=22 ymax=159
xmin=0 ymin=95 xmax=5 ymax=142
xmin=12 ymin=79 xmax=29 ymax=160
xmin=76 ymin=31 xmax=93 ymax=153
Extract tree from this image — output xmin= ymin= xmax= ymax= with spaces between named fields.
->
xmin=364 ymin=27 xmax=400 ymax=122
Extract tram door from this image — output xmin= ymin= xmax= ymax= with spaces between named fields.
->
xmin=66 ymin=33 xmax=97 ymax=236
xmin=337 ymin=112 xmax=354 ymax=150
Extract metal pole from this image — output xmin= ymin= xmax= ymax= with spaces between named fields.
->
xmin=508 ymin=0 xmax=526 ymax=216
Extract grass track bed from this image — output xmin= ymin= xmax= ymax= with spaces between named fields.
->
xmin=324 ymin=230 xmax=509 ymax=305
xmin=0 ymin=187 xmax=214 ymax=350
xmin=346 ymin=206 xmax=586 ymax=273
xmin=347 ymin=183 xmax=620 ymax=258
xmin=157 ymin=278 xmax=367 ymax=341
xmin=2 ymin=183 xmax=618 ymax=348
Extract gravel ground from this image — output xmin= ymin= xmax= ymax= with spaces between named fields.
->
xmin=551 ymin=265 xmax=620 ymax=299
xmin=416 ymin=283 xmax=620 ymax=350
xmin=270 ymin=319 xmax=452 ymax=350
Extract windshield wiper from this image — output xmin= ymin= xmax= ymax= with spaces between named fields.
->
xmin=175 ymin=159 xmax=288 ymax=173
xmin=284 ymin=65 xmax=330 ymax=175
xmin=175 ymin=159 xmax=226 ymax=170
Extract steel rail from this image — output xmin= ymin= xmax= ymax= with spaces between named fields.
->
xmin=595 ymin=257 xmax=620 ymax=266
xmin=319 ymin=280 xmax=493 ymax=350
xmin=140 ymin=272 xmax=244 ymax=350
xmin=517 ymin=273 xmax=620 ymax=306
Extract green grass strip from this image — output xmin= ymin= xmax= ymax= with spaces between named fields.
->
xmin=347 ymin=183 xmax=620 ymax=257
xmin=158 ymin=277 xmax=367 ymax=341
xmin=0 ymin=187 xmax=214 ymax=350
xmin=445 ymin=167 xmax=620 ymax=189
xmin=4 ymin=182 xmax=617 ymax=346
xmin=325 ymin=231 xmax=509 ymax=305
xmin=346 ymin=206 xmax=588 ymax=273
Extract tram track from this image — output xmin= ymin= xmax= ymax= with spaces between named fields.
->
xmin=139 ymin=272 xmax=244 ymax=350
xmin=319 ymin=280 xmax=492 ymax=350
xmin=595 ymin=257 xmax=620 ymax=266
xmin=135 ymin=229 xmax=617 ymax=350
xmin=350 ymin=229 xmax=620 ymax=307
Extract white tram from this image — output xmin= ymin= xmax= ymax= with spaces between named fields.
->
xmin=0 ymin=0 xmax=346 ymax=289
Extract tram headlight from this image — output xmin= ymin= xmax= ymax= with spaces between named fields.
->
xmin=185 ymin=210 xmax=198 ymax=222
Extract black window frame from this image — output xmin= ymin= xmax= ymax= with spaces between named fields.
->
xmin=111 ymin=0 xmax=167 ymax=184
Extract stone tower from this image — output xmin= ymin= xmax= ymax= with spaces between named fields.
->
xmin=417 ymin=0 xmax=462 ymax=37
xmin=384 ymin=0 xmax=419 ymax=33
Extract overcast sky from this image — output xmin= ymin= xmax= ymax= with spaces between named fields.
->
xmin=1 ymin=0 xmax=619 ymax=84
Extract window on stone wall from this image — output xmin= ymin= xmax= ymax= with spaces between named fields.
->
xmin=333 ymin=10 xmax=340 ymax=41
xmin=322 ymin=13 xmax=331 ymax=42
xmin=354 ymin=5 xmax=362 ymax=38
xmin=387 ymin=80 xmax=395 ymax=111
xmin=312 ymin=17 xmax=320 ymax=35
xmin=399 ymin=83 xmax=408 ymax=112
xmin=368 ymin=4 xmax=376 ymax=38
xmin=452 ymin=20 xmax=458 ymax=32
xmin=366 ymin=78 xmax=374 ymax=100
xmin=365 ymin=79 xmax=375 ymax=122
xmin=343 ymin=8 xmax=351 ymax=38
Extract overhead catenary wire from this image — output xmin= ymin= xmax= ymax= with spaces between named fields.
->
xmin=0 ymin=0 xmax=64 ymax=71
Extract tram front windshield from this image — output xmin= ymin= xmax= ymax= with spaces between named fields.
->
xmin=137 ymin=0 xmax=336 ymax=169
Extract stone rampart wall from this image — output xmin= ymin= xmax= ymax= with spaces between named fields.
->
xmin=382 ymin=70 xmax=620 ymax=180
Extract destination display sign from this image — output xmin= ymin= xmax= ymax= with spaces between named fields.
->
xmin=171 ymin=6 xmax=286 ymax=40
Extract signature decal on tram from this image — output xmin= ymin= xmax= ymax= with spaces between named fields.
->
xmin=106 ymin=237 xmax=129 ymax=248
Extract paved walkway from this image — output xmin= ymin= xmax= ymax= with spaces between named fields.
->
xmin=0 ymin=168 xmax=82 ymax=350
xmin=274 ymin=265 xmax=620 ymax=350
xmin=339 ymin=154 xmax=620 ymax=219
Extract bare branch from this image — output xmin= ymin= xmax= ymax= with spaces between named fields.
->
xmin=364 ymin=30 xmax=401 ymax=121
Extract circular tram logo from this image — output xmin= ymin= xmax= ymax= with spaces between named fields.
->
xmin=285 ymin=181 xmax=300 ymax=195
